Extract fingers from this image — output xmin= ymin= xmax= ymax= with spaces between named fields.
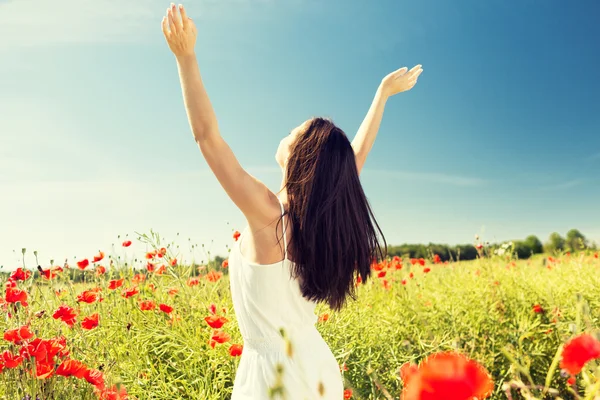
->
xmin=393 ymin=67 xmax=409 ymax=77
xmin=167 ymin=3 xmax=182 ymax=34
xmin=161 ymin=15 xmax=170 ymax=38
xmin=179 ymin=4 xmax=189 ymax=30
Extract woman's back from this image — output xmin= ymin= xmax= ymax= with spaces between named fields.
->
xmin=228 ymin=195 xmax=344 ymax=399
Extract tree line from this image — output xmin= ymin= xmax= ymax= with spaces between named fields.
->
xmin=386 ymin=229 xmax=596 ymax=262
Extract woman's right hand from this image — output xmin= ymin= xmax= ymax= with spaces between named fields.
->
xmin=162 ymin=3 xmax=197 ymax=59
xmin=379 ymin=65 xmax=423 ymax=98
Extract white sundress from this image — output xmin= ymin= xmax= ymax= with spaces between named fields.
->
xmin=228 ymin=197 xmax=344 ymax=400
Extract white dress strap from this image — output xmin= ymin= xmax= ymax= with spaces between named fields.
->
xmin=278 ymin=198 xmax=288 ymax=260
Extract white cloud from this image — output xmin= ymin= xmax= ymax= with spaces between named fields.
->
xmin=360 ymin=169 xmax=486 ymax=187
xmin=539 ymin=179 xmax=585 ymax=191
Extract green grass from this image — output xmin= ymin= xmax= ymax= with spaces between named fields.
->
xmin=1 ymin=251 xmax=599 ymax=399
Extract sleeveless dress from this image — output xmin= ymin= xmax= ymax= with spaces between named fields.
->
xmin=229 ymin=197 xmax=344 ymax=400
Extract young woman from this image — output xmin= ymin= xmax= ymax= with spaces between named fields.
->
xmin=162 ymin=4 xmax=423 ymax=399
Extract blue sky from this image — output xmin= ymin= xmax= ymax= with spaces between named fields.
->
xmin=1 ymin=0 xmax=599 ymax=271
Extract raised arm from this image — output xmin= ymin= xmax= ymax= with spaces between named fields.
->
xmin=351 ymin=65 xmax=423 ymax=174
xmin=162 ymin=4 xmax=271 ymax=220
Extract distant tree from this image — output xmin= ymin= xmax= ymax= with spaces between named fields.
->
xmin=523 ymin=235 xmax=543 ymax=255
xmin=544 ymin=232 xmax=565 ymax=254
xmin=565 ymin=229 xmax=587 ymax=252
xmin=512 ymin=241 xmax=531 ymax=259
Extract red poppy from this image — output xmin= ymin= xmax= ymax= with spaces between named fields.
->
xmin=1 ymin=350 xmax=23 ymax=368
xmin=84 ymin=368 xmax=105 ymax=388
xmin=77 ymin=259 xmax=90 ymax=270
xmin=108 ymin=278 xmax=125 ymax=290
xmin=433 ymin=254 xmax=441 ymax=264
xmin=94 ymin=384 xmax=128 ymax=400
xmin=560 ymin=333 xmax=600 ymax=375
xmin=170 ymin=258 xmax=177 ymax=267
xmin=146 ymin=251 xmax=157 ymax=259
xmin=121 ymin=286 xmax=139 ymax=299
xmin=77 ymin=289 xmax=102 ymax=304
xmin=208 ymin=303 xmax=217 ymax=315
xmin=378 ymin=271 xmax=387 ymax=278
xmin=400 ymin=352 xmax=494 ymax=400
xmin=532 ymin=304 xmax=544 ymax=314
xmin=52 ymin=305 xmax=78 ymax=327
xmin=423 ymin=268 xmax=431 ymax=273
xmin=139 ymin=300 xmax=156 ymax=311
xmin=34 ymin=360 xmax=55 ymax=379
xmin=146 ymin=262 xmax=155 ymax=272
xmin=356 ymin=276 xmax=362 ymax=285
xmin=10 ymin=268 xmax=31 ymax=281
xmin=5 ymin=286 xmax=28 ymax=307
xmin=187 ymin=277 xmax=200 ymax=286
xmin=4 ymin=325 xmax=35 ymax=344
xmin=56 ymin=358 xmax=88 ymax=379
xmin=122 ymin=240 xmax=132 ymax=247
xmin=211 ymin=329 xmax=231 ymax=344
xmin=159 ymin=304 xmax=173 ymax=314
xmin=206 ymin=271 xmax=223 ymax=282
xmin=92 ymin=251 xmax=104 ymax=263
xmin=318 ymin=313 xmax=329 ymax=322
xmin=155 ymin=265 xmax=166 ymax=275
xmin=229 ymin=344 xmax=243 ymax=356
xmin=168 ymin=288 xmax=179 ymax=296
xmin=205 ymin=315 xmax=229 ymax=329
xmin=409 ymin=272 xmax=414 ymax=279
xmin=132 ymin=273 xmax=146 ymax=284
xmin=401 ymin=279 xmax=407 ymax=285
xmin=233 ymin=231 xmax=241 ymax=241
xmin=222 ymin=259 xmax=229 ymax=268
xmin=382 ymin=280 xmax=391 ymax=290
xmin=95 ymin=266 xmax=106 ymax=275
xmin=343 ymin=389 xmax=353 ymax=399
xmin=81 ymin=313 xmax=100 ymax=330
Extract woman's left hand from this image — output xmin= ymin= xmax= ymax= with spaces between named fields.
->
xmin=379 ymin=65 xmax=423 ymax=98
xmin=162 ymin=3 xmax=197 ymax=58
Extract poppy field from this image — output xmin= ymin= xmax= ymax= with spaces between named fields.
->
xmin=1 ymin=231 xmax=600 ymax=400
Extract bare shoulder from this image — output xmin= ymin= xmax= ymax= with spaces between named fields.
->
xmin=245 ymin=187 xmax=283 ymax=231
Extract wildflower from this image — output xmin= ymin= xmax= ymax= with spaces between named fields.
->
xmin=229 ymin=344 xmax=243 ymax=356
xmin=10 ymin=268 xmax=31 ymax=281
xmin=56 ymin=359 xmax=88 ymax=378
xmin=108 ymin=278 xmax=125 ymax=290
xmin=4 ymin=325 xmax=34 ymax=344
xmin=81 ymin=313 xmax=99 ymax=330
xmin=122 ymin=240 xmax=132 ymax=247
xmin=139 ymin=300 xmax=156 ymax=311
xmin=52 ymin=305 xmax=78 ymax=327
xmin=121 ymin=287 xmax=139 ymax=299
xmin=233 ymin=231 xmax=241 ymax=241
xmin=77 ymin=259 xmax=90 ymax=270
xmin=204 ymin=315 xmax=229 ymax=329
xmin=206 ymin=270 xmax=223 ymax=282
xmin=532 ymin=304 xmax=544 ymax=314
xmin=159 ymin=304 xmax=173 ymax=314
xmin=400 ymin=351 xmax=494 ymax=400
xmin=560 ymin=333 xmax=600 ymax=375
xmin=92 ymin=251 xmax=104 ymax=263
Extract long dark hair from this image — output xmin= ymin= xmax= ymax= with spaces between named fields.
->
xmin=277 ymin=117 xmax=387 ymax=311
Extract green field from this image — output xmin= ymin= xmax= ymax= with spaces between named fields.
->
xmin=1 ymin=244 xmax=599 ymax=399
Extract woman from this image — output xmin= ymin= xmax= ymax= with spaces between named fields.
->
xmin=162 ymin=4 xmax=423 ymax=399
